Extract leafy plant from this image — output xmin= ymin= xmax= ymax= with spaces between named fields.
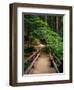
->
xmin=24 ymin=15 xmax=63 ymax=59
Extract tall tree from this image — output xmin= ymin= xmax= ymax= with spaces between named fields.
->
xmin=56 ymin=16 xmax=59 ymax=32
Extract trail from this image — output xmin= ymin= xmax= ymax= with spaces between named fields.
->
xmin=29 ymin=52 xmax=56 ymax=74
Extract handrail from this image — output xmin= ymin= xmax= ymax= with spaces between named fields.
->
xmin=24 ymin=50 xmax=40 ymax=63
xmin=55 ymin=56 xmax=61 ymax=65
xmin=25 ymin=52 xmax=40 ymax=74
xmin=52 ymin=60 xmax=60 ymax=73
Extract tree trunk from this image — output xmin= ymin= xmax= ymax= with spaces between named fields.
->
xmin=45 ymin=16 xmax=47 ymax=23
xmin=56 ymin=16 xmax=59 ymax=32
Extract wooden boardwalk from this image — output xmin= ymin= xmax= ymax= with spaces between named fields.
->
xmin=28 ymin=53 xmax=56 ymax=74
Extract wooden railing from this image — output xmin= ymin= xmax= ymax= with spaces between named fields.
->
xmin=25 ymin=52 xmax=40 ymax=74
xmin=24 ymin=50 xmax=40 ymax=63
xmin=51 ymin=60 xmax=60 ymax=73
xmin=24 ymin=50 xmax=41 ymax=74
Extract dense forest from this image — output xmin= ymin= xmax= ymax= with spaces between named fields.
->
xmin=24 ymin=14 xmax=63 ymax=73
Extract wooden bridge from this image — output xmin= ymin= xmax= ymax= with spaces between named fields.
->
xmin=24 ymin=49 xmax=62 ymax=74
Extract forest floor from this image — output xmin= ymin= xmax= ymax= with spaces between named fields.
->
xmin=29 ymin=52 xmax=56 ymax=74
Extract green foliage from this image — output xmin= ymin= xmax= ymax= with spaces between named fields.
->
xmin=24 ymin=15 xmax=63 ymax=59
